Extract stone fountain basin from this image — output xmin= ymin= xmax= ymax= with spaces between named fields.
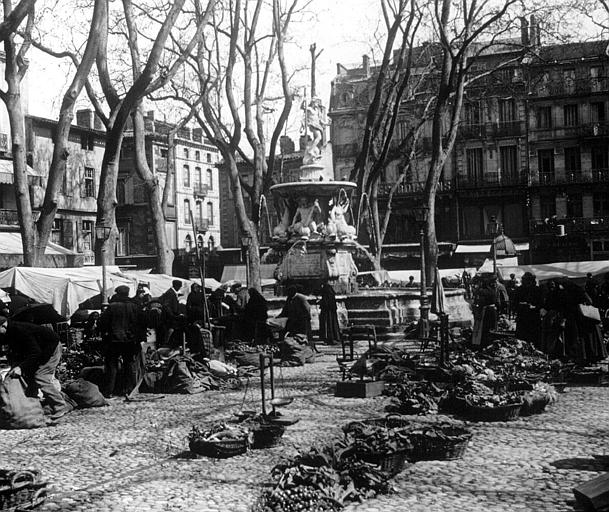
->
xmin=270 ymin=180 xmax=357 ymax=199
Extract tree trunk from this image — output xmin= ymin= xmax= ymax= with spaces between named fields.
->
xmin=95 ymin=127 xmax=124 ymax=267
xmin=369 ymin=183 xmax=382 ymax=271
xmin=6 ymin=82 xmax=35 ymax=265
xmin=132 ymin=106 xmax=174 ymax=274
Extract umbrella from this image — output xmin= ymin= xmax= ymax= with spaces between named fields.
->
xmin=11 ymin=303 xmax=67 ymax=324
xmin=430 ymin=267 xmax=445 ymax=316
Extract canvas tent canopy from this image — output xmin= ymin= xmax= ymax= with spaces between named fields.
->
xmin=221 ymin=264 xmax=277 ymax=287
xmin=0 ymin=232 xmax=79 ymax=268
xmin=0 ymin=267 xmax=194 ymax=317
xmin=496 ymin=260 xmax=609 ymax=284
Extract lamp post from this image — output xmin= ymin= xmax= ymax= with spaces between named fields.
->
xmin=490 ymin=228 xmax=517 ymax=276
xmin=241 ymin=234 xmax=252 ymax=288
xmin=413 ymin=206 xmax=430 ymax=338
xmin=95 ymin=225 xmax=112 ymax=305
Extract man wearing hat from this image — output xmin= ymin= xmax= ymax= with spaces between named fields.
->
xmin=98 ymin=285 xmax=140 ymax=397
xmin=159 ymin=279 xmax=183 ymax=344
xmin=0 ymin=315 xmax=68 ymax=419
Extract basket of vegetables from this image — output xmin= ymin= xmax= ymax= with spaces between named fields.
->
xmin=188 ymin=423 xmax=250 ymax=458
xmin=404 ymin=423 xmax=472 ymax=461
xmin=342 ymin=422 xmax=411 ymax=477
xmin=465 ymin=393 xmax=523 ymax=422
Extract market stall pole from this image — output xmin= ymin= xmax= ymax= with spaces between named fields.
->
xmin=95 ymin=225 xmax=112 ymax=305
xmin=413 ymin=206 xmax=430 ymax=338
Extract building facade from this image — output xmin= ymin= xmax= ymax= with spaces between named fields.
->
xmin=115 ymin=111 xmax=221 ymax=273
xmin=329 ymin=21 xmax=609 ymax=265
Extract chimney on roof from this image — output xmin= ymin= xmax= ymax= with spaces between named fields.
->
xmin=280 ymin=135 xmax=295 ymax=155
xmin=362 ymin=54 xmax=370 ymax=77
xmin=76 ymin=109 xmax=93 ymax=129
xmin=529 ymin=15 xmax=540 ymax=47
xmin=520 ymin=16 xmax=529 ymax=46
xmin=146 ymin=111 xmax=155 ymax=121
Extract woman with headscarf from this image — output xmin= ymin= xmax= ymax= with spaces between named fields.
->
xmin=319 ymin=282 xmax=341 ymax=345
xmin=241 ymin=288 xmax=268 ymax=344
xmin=513 ymin=272 xmax=544 ymax=348
xmin=186 ymin=283 xmax=206 ymax=324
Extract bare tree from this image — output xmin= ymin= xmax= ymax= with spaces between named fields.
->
xmin=86 ymin=0 xmax=217 ymax=273
xmin=166 ymin=0 xmax=304 ymax=290
xmin=422 ymin=0 xmax=519 ymax=277
xmin=0 ymin=0 xmax=35 ymax=264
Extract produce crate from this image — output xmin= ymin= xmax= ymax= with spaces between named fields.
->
xmin=465 ymin=399 xmax=523 ymax=422
xmin=335 ymin=380 xmax=385 ymax=398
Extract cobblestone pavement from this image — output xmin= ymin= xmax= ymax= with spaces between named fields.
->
xmin=1 ymin=345 xmax=608 ymax=511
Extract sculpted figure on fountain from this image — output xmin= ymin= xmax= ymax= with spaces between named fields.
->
xmin=290 ymin=196 xmax=321 ymax=239
xmin=327 ymin=194 xmax=356 ymax=241
xmin=302 ymin=97 xmax=330 ymax=166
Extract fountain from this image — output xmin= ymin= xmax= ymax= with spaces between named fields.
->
xmin=264 ymin=60 xmax=472 ymax=337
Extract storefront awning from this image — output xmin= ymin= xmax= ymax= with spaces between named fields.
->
xmin=0 ymin=160 xmax=40 ymax=184
xmin=454 ymin=242 xmax=529 ymax=254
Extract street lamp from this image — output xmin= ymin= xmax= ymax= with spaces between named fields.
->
xmin=95 ymin=225 xmax=112 ymax=305
xmin=240 ymin=234 xmax=252 ymax=288
xmin=412 ymin=206 xmax=430 ymax=338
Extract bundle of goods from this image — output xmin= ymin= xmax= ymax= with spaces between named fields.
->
xmin=0 ymin=469 xmax=48 ymax=511
xmin=465 ymin=392 xmax=523 ymax=421
xmin=403 ymin=422 xmax=472 ymax=461
xmin=226 ymin=343 xmax=280 ymax=368
xmin=142 ymin=353 xmax=242 ymax=394
xmin=521 ymin=382 xmax=558 ymax=416
xmin=384 ymin=381 xmax=443 ymax=415
xmin=188 ymin=423 xmax=250 ymax=458
xmin=253 ymin=443 xmax=393 ymax=512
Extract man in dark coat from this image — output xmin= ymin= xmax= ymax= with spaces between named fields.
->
xmin=0 ymin=315 xmax=67 ymax=419
xmin=98 ymin=285 xmax=140 ymax=397
xmin=159 ymin=279 xmax=183 ymax=344
xmin=513 ymin=272 xmax=544 ymax=347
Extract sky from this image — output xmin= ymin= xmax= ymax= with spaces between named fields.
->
xmin=25 ymin=0 xmax=382 ymax=123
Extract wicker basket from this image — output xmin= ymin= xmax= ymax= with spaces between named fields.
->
xmin=406 ymin=425 xmax=472 ymax=461
xmin=465 ymin=399 xmax=523 ymax=422
xmin=0 ymin=483 xmax=48 ymax=511
xmin=360 ymin=449 xmax=409 ymax=477
xmin=251 ymin=424 xmax=286 ymax=449
xmin=363 ymin=414 xmax=411 ymax=429
xmin=189 ymin=436 xmax=249 ymax=458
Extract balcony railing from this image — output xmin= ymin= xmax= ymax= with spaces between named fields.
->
xmin=533 ymin=78 xmax=609 ymax=97
xmin=458 ymin=121 xmax=522 ymax=139
xmin=458 ymin=123 xmax=486 ymax=139
xmin=193 ymin=183 xmax=210 ymax=197
xmin=0 ymin=209 xmax=20 ymax=226
xmin=534 ymin=169 xmax=609 ymax=185
xmin=378 ymin=180 xmax=452 ymax=196
xmin=456 ymin=171 xmax=527 ymax=189
xmin=491 ymin=121 xmax=522 ymax=138
xmin=195 ymin=219 xmax=210 ymax=232
xmin=529 ymin=216 xmax=609 ymax=235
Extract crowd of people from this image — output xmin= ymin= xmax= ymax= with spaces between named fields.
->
xmin=472 ymin=271 xmax=609 ymax=365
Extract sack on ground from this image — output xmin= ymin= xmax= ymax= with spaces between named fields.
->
xmin=64 ymin=378 xmax=108 ymax=408
xmin=79 ymin=366 xmax=105 ymax=388
xmin=280 ymin=335 xmax=314 ymax=366
xmin=0 ymin=376 xmax=46 ymax=430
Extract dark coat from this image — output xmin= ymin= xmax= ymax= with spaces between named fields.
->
xmin=319 ymin=285 xmax=341 ymax=344
xmin=99 ymin=297 xmax=140 ymax=343
xmin=281 ymin=293 xmax=311 ymax=336
xmin=160 ymin=288 xmax=180 ymax=318
xmin=186 ymin=291 xmax=206 ymax=323
xmin=5 ymin=320 xmax=60 ymax=376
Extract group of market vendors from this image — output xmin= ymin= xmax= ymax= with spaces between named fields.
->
xmin=472 ymin=271 xmax=609 ymax=365
xmin=0 ymin=279 xmax=316 ymax=421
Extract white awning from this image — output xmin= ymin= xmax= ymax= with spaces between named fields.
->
xmin=454 ymin=242 xmax=529 ymax=254
xmin=0 ymin=160 xmax=40 ymax=184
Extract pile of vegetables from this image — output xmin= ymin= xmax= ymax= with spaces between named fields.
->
xmin=253 ymin=444 xmax=393 ymax=512
xmin=466 ymin=392 xmax=523 ymax=408
xmin=188 ymin=422 xmax=250 ymax=444
xmin=384 ymin=381 xmax=442 ymax=415
xmin=56 ymin=337 xmax=104 ymax=383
